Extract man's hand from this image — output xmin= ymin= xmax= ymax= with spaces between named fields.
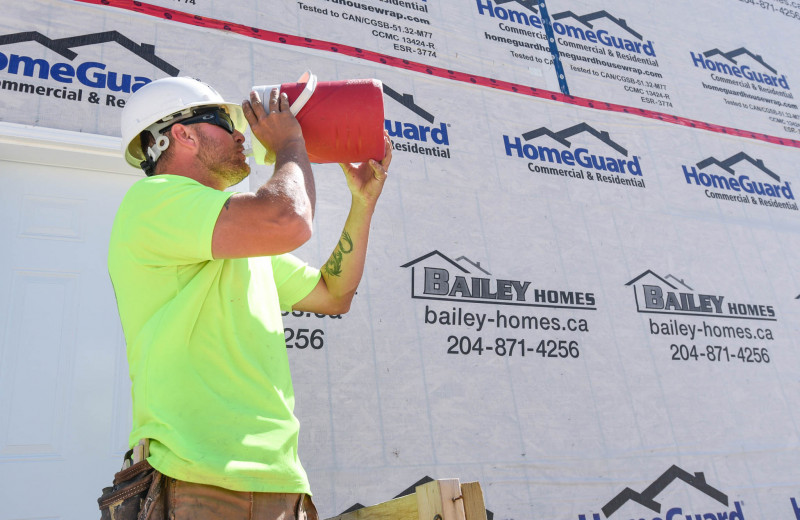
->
xmin=339 ymin=131 xmax=392 ymax=208
xmin=242 ymin=88 xmax=305 ymax=164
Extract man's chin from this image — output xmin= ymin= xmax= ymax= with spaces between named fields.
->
xmin=216 ymin=164 xmax=250 ymax=188
xmin=238 ymin=156 xmax=251 ymax=174
xmin=232 ymin=166 xmax=250 ymax=185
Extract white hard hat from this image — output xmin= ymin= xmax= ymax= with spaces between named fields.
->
xmin=120 ymin=76 xmax=246 ymax=170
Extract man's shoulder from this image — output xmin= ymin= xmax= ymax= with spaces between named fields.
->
xmin=109 ymin=174 xmax=229 ymax=265
xmin=127 ymin=173 xmax=202 ymax=193
xmin=120 ymin=174 xmax=225 ymax=212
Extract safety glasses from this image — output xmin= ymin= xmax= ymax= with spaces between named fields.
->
xmin=164 ymin=107 xmax=236 ymax=135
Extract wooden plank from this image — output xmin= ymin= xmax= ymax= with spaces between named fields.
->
xmin=324 ymin=493 xmax=418 ymax=520
xmin=416 ymin=479 xmax=466 ymax=520
xmin=460 ymin=482 xmax=487 ymax=520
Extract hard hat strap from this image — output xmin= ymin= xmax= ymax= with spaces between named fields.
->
xmin=147 ymin=135 xmax=170 ymax=162
xmin=140 ymin=134 xmax=170 ymax=176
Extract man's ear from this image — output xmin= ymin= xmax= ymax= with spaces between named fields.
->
xmin=169 ymin=123 xmax=199 ymax=152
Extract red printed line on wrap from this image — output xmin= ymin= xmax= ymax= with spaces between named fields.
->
xmin=76 ymin=0 xmax=800 ymax=149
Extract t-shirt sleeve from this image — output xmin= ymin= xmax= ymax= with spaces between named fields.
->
xmin=271 ymin=253 xmax=322 ymax=311
xmin=118 ymin=175 xmax=232 ymax=265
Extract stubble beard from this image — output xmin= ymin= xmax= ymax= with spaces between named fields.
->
xmin=196 ymin=127 xmax=250 ymax=187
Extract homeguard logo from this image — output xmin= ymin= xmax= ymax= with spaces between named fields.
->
xmin=690 ymin=47 xmax=791 ymax=93
xmin=383 ymin=84 xmax=451 ymax=159
xmin=626 ymin=270 xmax=776 ymax=321
xmin=475 ymin=0 xmax=543 ymax=28
xmin=578 ymin=465 xmax=746 ymax=520
xmin=504 ymin=123 xmax=646 ymax=188
xmin=401 ymin=250 xmax=596 ymax=310
xmin=476 ymin=0 xmax=549 ymax=52
xmin=550 ymin=9 xmax=656 ymax=58
xmin=0 ymin=30 xmax=177 ymax=97
xmin=681 ymin=152 xmax=797 ymax=211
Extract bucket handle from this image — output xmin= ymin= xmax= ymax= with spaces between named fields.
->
xmin=289 ymin=71 xmax=316 ymax=116
xmin=247 ymin=71 xmax=317 ymax=163
xmin=251 ymin=70 xmax=317 ymax=115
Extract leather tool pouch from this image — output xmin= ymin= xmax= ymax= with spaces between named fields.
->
xmin=97 ymin=449 xmax=165 ymax=520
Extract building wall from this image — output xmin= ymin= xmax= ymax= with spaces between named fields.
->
xmin=1 ymin=1 xmax=799 ymax=519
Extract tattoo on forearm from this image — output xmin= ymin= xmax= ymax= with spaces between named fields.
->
xmin=323 ymin=231 xmax=354 ymax=277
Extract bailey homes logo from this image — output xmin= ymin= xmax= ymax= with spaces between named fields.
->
xmin=550 ymin=9 xmax=656 ymax=58
xmin=382 ymin=83 xmax=451 ymax=159
xmin=0 ymin=30 xmax=177 ymax=102
xmin=401 ymin=250 xmax=596 ymax=310
xmin=680 ymin=152 xmax=797 ymax=211
xmin=626 ymin=270 xmax=776 ymax=321
xmin=578 ymin=465 xmax=745 ymax=520
xmin=504 ymin=122 xmax=646 ymax=188
xmin=690 ymin=46 xmax=791 ymax=92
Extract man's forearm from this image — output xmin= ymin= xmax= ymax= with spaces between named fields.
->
xmin=246 ymin=89 xmax=316 ymax=225
xmin=293 ymin=135 xmax=390 ymax=313
xmin=264 ymin=141 xmax=317 ymax=218
xmin=260 ymin=139 xmax=316 ymax=220
xmin=320 ymin=199 xmax=376 ymax=305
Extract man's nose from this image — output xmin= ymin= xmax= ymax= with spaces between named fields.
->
xmin=233 ymin=129 xmax=245 ymax=144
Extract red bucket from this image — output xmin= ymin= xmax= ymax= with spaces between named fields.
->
xmin=251 ymin=72 xmax=385 ymax=164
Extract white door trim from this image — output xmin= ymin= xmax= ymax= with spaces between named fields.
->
xmin=0 ymin=122 xmax=136 ymax=175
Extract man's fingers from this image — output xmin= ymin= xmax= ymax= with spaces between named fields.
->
xmin=245 ymin=90 xmax=268 ymax=121
xmin=381 ymin=135 xmax=393 ymax=169
xmin=242 ymin=99 xmax=254 ymax=118
xmin=279 ymin=92 xmax=290 ymax=112
xmin=268 ymin=87 xmax=280 ymax=113
xmin=370 ymin=159 xmax=388 ymax=181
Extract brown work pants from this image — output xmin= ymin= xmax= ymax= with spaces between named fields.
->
xmin=165 ymin=477 xmax=319 ymax=520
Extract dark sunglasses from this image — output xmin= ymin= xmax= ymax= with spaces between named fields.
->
xmin=164 ymin=107 xmax=236 ymax=135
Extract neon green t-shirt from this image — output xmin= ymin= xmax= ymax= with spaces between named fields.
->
xmin=108 ymin=174 xmax=321 ymax=493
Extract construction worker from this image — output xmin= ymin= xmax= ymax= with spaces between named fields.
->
xmin=110 ymin=76 xmax=391 ymax=518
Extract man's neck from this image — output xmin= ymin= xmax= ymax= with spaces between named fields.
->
xmin=156 ymin=160 xmax=226 ymax=191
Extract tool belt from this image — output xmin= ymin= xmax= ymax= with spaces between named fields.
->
xmin=97 ymin=440 xmax=165 ymax=520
